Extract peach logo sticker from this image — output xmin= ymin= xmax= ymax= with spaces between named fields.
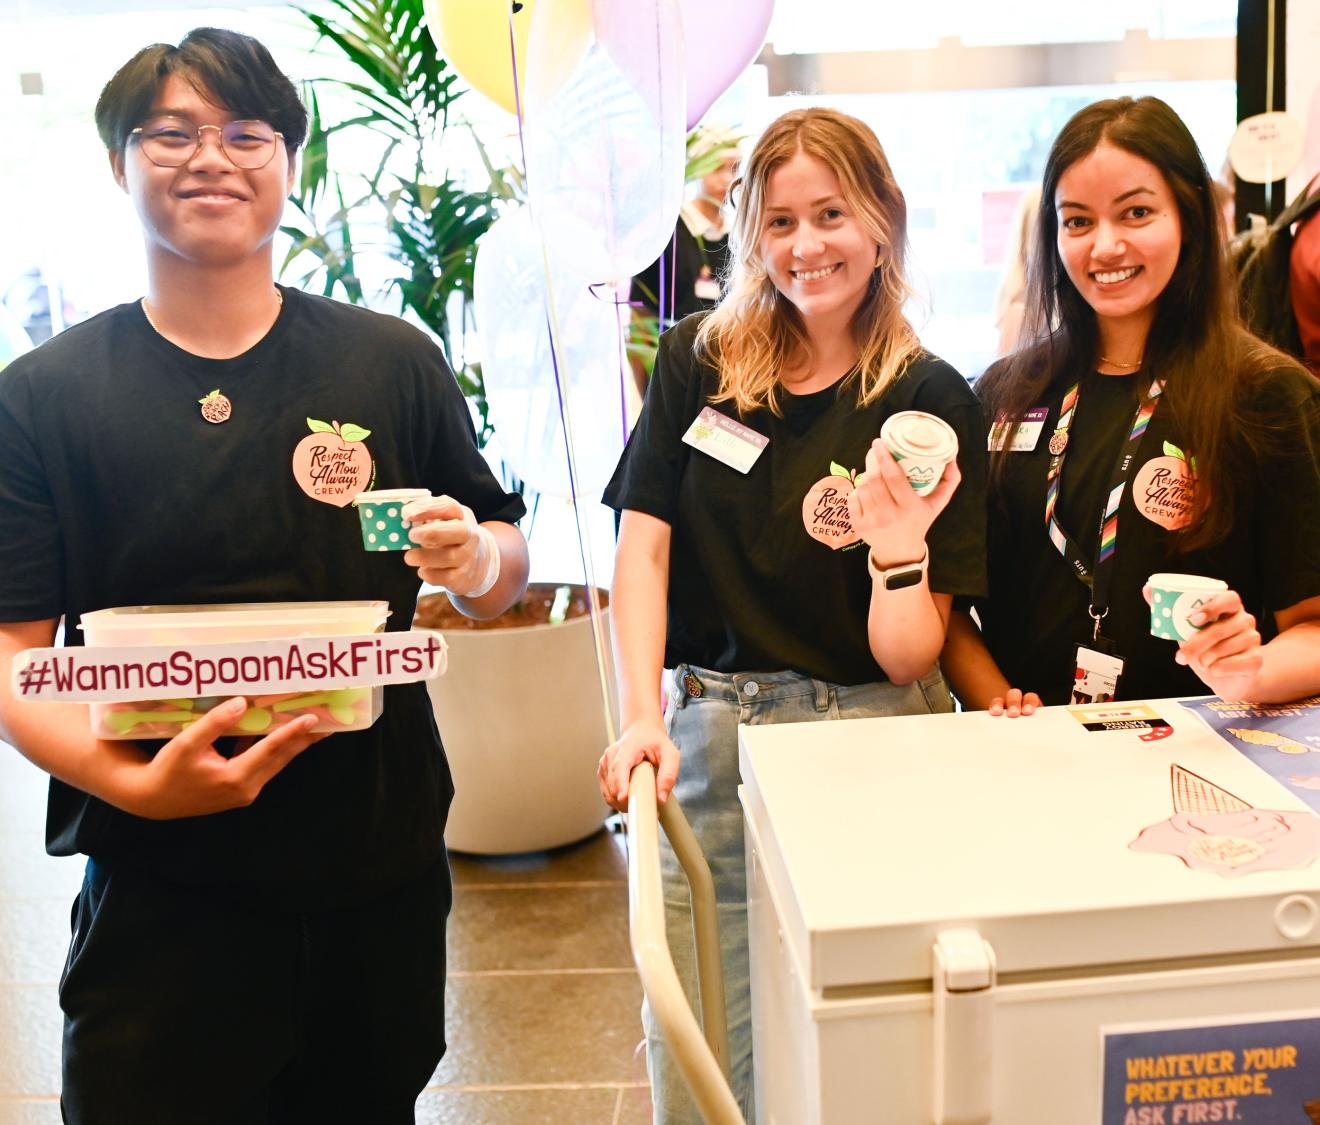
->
xmin=292 ymin=418 xmax=375 ymax=507
xmin=1134 ymin=441 xmax=1196 ymax=529
xmin=801 ymin=461 xmax=863 ymax=550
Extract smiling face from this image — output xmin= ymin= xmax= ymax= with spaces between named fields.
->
xmin=111 ymin=72 xmax=294 ymax=272
xmin=1055 ymin=141 xmax=1183 ymax=339
xmin=758 ymin=149 xmax=878 ymax=338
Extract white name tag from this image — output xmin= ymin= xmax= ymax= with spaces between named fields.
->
xmin=681 ymin=406 xmax=768 ymax=474
xmin=988 ymin=407 xmax=1049 ymax=452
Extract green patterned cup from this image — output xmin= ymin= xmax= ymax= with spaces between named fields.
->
xmin=352 ymin=489 xmax=431 ymax=552
xmin=1149 ymin=573 xmax=1228 ymax=641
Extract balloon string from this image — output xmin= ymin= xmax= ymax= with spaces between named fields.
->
xmin=507 ymin=1 xmax=617 ymax=746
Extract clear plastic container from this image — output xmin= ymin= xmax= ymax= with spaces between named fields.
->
xmin=79 ymin=601 xmax=390 ymax=740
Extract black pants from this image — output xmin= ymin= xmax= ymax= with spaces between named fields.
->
xmin=59 ymin=854 xmax=451 ymax=1125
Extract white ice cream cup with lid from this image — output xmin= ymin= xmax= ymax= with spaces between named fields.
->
xmin=878 ymin=411 xmax=959 ymax=496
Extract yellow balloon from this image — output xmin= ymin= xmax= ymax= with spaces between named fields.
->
xmin=425 ymin=0 xmax=540 ymax=116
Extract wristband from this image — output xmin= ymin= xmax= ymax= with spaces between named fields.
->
xmin=868 ymin=544 xmax=929 ymax=591
xmin=455 ymin=525 xmax=501 ymax=599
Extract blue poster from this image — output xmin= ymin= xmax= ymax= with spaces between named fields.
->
xmin=1103 ymin=1014 xmax=1320 ymax=1124
xmin=1182 ymin=697 xmax=1320 ymax=816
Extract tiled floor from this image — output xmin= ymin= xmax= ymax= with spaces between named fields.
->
xmin=0 ymin=744 xmax=651 ymax=1124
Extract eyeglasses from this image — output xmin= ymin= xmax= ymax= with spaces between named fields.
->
xmin=130 ymin=117 xmax=284 ymax=170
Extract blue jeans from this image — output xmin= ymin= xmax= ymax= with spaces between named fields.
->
xmin=642 ymin=663 xmax=953 ymax=1124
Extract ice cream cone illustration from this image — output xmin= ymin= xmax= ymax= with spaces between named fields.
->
xmin=1226 ymin=726 xmax=1314 ymax=755
xmin=1171 ymin=764 xmax=1251 ymax=816
xmin=1131 ymin=764 xmax=1320 ymax=877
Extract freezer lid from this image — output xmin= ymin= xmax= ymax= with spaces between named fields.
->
xmin=739 ymin=698 xmax=1320 ymax=993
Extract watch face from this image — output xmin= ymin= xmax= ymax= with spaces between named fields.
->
xmin=884 ymin=567 xmax=925 ymax=591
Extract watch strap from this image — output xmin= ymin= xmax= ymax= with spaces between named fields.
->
xmin=867 ymin=544 xmax=930 ymax=590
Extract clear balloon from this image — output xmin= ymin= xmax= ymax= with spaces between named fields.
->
xmin=524 ymin=0 xmax=686 ymax=284
xmin=474 ymin=209 xmax=627 ymax=500
xmin=678 ymin=0 xmax=774 ymax=130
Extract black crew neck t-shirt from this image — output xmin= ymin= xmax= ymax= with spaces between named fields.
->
xmin=604 ymin=314 xmax=988 ymax=686
xmin=977 ymin=364 xmax=1320 ymax=704
xmin=0 ymin=288 xmax=524 ymax=906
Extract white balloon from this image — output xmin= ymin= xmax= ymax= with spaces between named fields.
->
xmin=474 ymin=209 xmax=628 ymax=500
xmin=524 ymin=0 xmax=686 ymax=284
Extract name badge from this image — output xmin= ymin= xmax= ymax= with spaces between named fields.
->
xmin=988 ymin=407 xmax=1049 ymax=452
xmin=681 ymin=406 xmax=768 ymax=474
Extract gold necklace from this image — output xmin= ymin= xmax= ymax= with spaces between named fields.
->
xmin=140 ymin=289 xmax=283 ymax=424
xmin=1098 ymin=354 xmax=1143 ymax=369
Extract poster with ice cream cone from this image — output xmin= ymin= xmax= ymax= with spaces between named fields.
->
xmin=1129 ymin=764 xmax=1320 ymax=877
xmin=1181 ymin=697 xmax=1320 ymax=815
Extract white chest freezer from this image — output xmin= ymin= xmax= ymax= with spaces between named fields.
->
xmin=739 ymin=699 xmax=1320 ymax=1125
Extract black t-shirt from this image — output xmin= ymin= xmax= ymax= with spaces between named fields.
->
xmin=632 ymin=221 xmax=730 ymax=329
xmin=0 ymin=287 xmax=524 ymax=906
xmin=603 ymin=314 xmax=988 ymax=685
xmin=977 ymin=365 xmax=1320 ymax=705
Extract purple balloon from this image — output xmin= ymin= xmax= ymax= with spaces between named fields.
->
xmin=679 ymin=0 xmax=774 ymax=130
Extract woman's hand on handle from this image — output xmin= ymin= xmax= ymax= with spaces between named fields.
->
xmin=598 ymin=717 xmax=681 ymax=813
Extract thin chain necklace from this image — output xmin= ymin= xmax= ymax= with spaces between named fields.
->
xmin=140 ymin=288 xmax=283 ymax=424
xmin=1098 ymin=354 xmax=1143 ymax=370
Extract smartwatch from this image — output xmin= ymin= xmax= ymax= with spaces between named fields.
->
xmin=868 ymin=545 xmax=929 ymax=591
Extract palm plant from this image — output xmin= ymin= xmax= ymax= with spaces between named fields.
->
xmin=282 ymin=0 xmax=500 ymax=442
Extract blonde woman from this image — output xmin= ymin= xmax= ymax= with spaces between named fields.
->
xmin=599 ymin=108 xmax=988 ymax=1123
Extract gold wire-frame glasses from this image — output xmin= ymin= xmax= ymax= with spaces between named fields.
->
xmin=130 ymin=117 xmax=285 ymax=170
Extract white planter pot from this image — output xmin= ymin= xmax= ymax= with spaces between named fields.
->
xmin=420 ymin=595 xmax=617 ymax=855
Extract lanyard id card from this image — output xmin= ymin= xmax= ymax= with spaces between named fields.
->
xmin=988 ymin=407 xmax=1049 ymax=452
xmin=1072 ymin=642 xmax=1125 ymax=705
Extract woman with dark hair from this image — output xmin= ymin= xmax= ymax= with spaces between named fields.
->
xmin=943 ymin=95 xmax=1320 ymax=712
xmin=598 ymin=107 xmax=987 ymax=1122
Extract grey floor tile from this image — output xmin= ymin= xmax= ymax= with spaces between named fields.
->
xmin=613 ymin=1084 xmax=655 ymax=1125
xmin=0 ymin=1101 xmax=62 ymax=1125
xmin=0 ymin=987 xmax=61 ymax=1098
xmin=0 ymin=900 xmax=70 ymax=985
xmin=415 ymin=1087 xmax=619 ymax=1124
xmin=434 ymin=972 xmax=646 ymax=1088
xmin=450 ymin=883 xmax=632 ymax=973
xmin=450 ymin=826 xmax=627 ymax=887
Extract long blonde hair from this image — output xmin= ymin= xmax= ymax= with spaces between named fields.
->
xmin=696 ymin=108 xmax=922 ymax=414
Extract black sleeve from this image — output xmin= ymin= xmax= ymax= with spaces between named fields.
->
xmin=418 ymin=340 xmax=526 ymax=527
xmin=1249 ymin=366 xmax=1320 ymax=614
xmin=601 ymin=318 xmax=704 ymax=524
xmin=0 ymin=362 xmax=64 ymax=621
xmin=910 ymin=360 xmax=989 ymax=599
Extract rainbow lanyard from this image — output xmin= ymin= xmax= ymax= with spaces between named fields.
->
xmin=1044 ymin=376 xmax=1164 ymax=637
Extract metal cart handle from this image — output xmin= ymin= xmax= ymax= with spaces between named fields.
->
xmin=627 ymin=760 xmax=746 ymax=1125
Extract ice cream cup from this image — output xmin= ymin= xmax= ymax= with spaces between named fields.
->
xmin=1148 ymin=573 xmax=1229 ymax=641
xmin=352 ymin=489 xmax=431 ymax=552
xmin=879 ymin=411 xmax=959 ymax=496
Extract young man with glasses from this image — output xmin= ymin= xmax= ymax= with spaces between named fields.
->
xmin=0 ymin=27 xmax=529 ymax=1123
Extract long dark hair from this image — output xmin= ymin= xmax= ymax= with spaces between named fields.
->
xmin=979 ymin=95 xmax=1305 ymax=550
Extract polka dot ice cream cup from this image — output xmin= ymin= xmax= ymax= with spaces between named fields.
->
xmin=1148 ymin=573 xmax=1228 ymax=641
xmin=352 ymin=489 xmax=431 ymax=552
xmin=879 ymin=410 xmax=959 ymax=496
